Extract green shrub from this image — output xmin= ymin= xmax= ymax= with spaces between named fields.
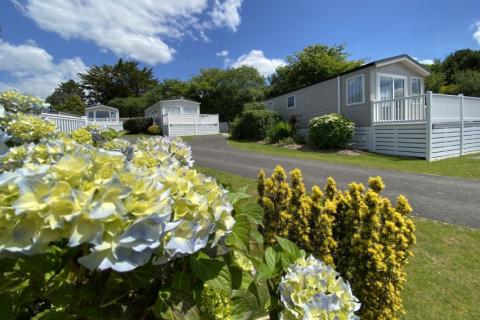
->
xmin=123 ymin=117 xmax=153 ymax=134
xmin=308 ymin=113 xmax=355 ymax=149
xmin=266 ymin=121 xmax=294 ymax=143
xmin=242 ymin=101 xmax=265 ymax=113
xmin=147 ymin=124 xmax=162 ymax=135
xmin=258 ymin=167 xmax=416 ymax=319
xmin=230 ymin=110 xmax=281 ymax=140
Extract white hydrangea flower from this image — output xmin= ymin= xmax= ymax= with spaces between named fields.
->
xmin=279 ymin=255 xmax=360 ymax=320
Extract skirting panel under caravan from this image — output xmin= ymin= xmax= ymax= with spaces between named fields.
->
xmin=430 ymin=122 xmax=480 ymax=160
xmin=372 ymin=123 xmax=427 ymax=158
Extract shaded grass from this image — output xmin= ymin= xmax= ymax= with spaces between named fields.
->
xmin=196 ymin=165 xmax=480 ymax=320
xmin=227 ymin=139 xmax=480 ymax=180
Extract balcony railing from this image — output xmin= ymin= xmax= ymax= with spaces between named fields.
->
xmin=372 ymin=95 xmax=427 ymax=123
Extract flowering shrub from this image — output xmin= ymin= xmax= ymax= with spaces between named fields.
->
xmin=102 ymin=138 xmax=131 ymax=152
xmin=279 ymin=255 xmax=360 ymax=319
xmin=258 ymin=166 xmax=416 ymax=319
xmin=0 ymin=90 xmax=48 ymax=114
xmin=3 ymin=113 xmax=56 ymax=145
xmin=308 ymin=113 xmax=355 ymax=149
xmin=134 ymin=136 xmax=193 ymax=168
xmin=71 ymin=127 xmax=93 ymax=144
xmin=147 ymin=124 xmax=162 ymax=135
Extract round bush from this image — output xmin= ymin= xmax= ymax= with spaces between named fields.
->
xmin=123 ymin=117 xmax=153 ymax=134
xmin=230 ymin=110 xmax=281 ymax=140
xmin=147 ymin=124 xmax=162 ymax=135
xmin=308 ymin=114 xmax=354 ymax=149
xmin=266 ymin=121 xmax=293 ymax=143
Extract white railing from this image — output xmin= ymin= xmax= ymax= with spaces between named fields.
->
xmin=41 ymin=113 xmax=125 ymax=132
xmin=372 ymin=95 xmax=427 ymax=123
xmin=373 ymin=93 xmax=480 ymax=124
xmin=41 ymin=113 xmax=87 ymax=132
xmin=431 ymin=93 xmax=480 ymax=122
xmin=163 ymin=113 xmax=219 ymax=125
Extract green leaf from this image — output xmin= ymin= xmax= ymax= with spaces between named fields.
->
xmin=237 ymin=203 xmax=264 ymax=227
xmin=225 ymin=213 xmax=250 ymax=252
xmin=172 ymin=272 xmax=192 ymax=293
xmin=264 ymin=247 xmax=279 ymax=271
xmin=227 ymin=188 xmax=250 ymax=205
xmin=189 ymin=253 xmax=232 ymax=291
xmin=275 ymin=236 xmax=301 ymax=260
xmin=31 ymin=309 xmax=75 ymax=320
xmin=230 ymin=266 xmax=254 ymax=290
xmin=153 ymin=289 xmax=201 ymax=320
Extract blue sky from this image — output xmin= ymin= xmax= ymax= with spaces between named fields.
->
xmin=0 ymin=0 xmax=479 ymax=98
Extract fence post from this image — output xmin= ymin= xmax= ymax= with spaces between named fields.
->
xmin=425 ymin=91 xmax=433 ymax=161
xmin=459 ymin=94 xmax=464 ymax=156
xmin=194 ymin=114 xmax=197 ymax=135
xmin=370 ymin=101 xmax=375 ymax=152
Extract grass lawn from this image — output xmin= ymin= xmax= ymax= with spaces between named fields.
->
xmin=196 ymin=165 xmax=480 ymax=320
xmin=227 ymin=139 xmax=480 ymax=180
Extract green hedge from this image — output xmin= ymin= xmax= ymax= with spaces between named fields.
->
xmin=308 ymin=114 xmax=355 ymax=149
xmin=123 ymin=117 xmax=153 ymax=134
xmin=230 ymin=110 xmax=281 ymax=140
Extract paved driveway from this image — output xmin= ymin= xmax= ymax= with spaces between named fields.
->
xmin=189 ymin=135 xmax=480 ymax=228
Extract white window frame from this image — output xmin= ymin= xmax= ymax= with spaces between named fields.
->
xmin=346 ymin=74 xmax=365 ymax=106
xmin=287 ymin=95 xmax=296 ymax=109
xmin=376 ymin=73 xmax=408 ymax=100
xmin=267 ymin=101 xmax=274 ymax=110
xmin=411 ymin=77 xmax=424 ymax=95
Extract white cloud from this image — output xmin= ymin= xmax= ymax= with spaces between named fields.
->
xmin=216 ymin=50 xmax=229 ymax=57
xmin=474 ymin=22 xmax=480 ymax=44
xmin=413 ymin=57 xmax=434 ymax=65
xmin=210 ymin=0 xmax=243 ymax=32
xmin=14 ymin=0 xmax=244 ymax=65
xmin=230 ymin=50 xmax=286 ymax=77
xmin=0 ymin=40 xmax=86 ymax=98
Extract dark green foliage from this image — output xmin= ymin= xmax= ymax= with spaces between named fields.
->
xmin=242 ymin=102 xmax=265 ymax=112
xmin=107 ymin=96 xmax=148 ymax=118
xmin=308 ymin=114 xmax=355 ymax=149
xmin=46 ymin=80 xmax=86 ymax=114
xmin=268 ymin=44 xmax=364 ymax=97
xmin=230 ymin=110 xmax=281 ymax=140
xmin=80 ymin=58 xmax=157 ymax=104
xmin=189 ymin=66 xmax=266 ymax=122
xmin=425 ymin=49 xmax=480 ymax=97
xmin=266 ymin=122 xmax=294 ymax=144
xmin=53 ymin=95 xmax=85 ymax=116
xmin=143 ymin=79 xmax=193 ymax=107
xmin=123 ymin=117 xmax=153 ymax=134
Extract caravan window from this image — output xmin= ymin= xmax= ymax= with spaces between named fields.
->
xmin=346 ymin=75 xmax=365 ymax=105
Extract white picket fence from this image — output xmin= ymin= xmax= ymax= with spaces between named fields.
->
xmin=41 ymin=113 xmax=124 ymax=132
xmin=163 ymin=114 xmax=219 ymax=136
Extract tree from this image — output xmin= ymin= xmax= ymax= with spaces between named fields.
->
xmin=268 ymin=44 xmax=364 ymax=97
xmin=54 ymin=95 xmax=85 ymax=115
xmin=143 ymin=79 xmax=192 ymax=107
xmin=425 ymin=49 xmax=480 ymax=97
xmin=46 ymin=80 xmax=85 ymax=110
xmin=189 ymin=66 xmax=266 ymax=121
xmin=80 ymin=59 xmax=158 ymax=105
xmin=107 ymin=96 xmax=148 ymax=118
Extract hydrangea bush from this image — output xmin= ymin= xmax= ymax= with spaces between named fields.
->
xmin=0 ymin=90 xmax=48 ymax=114
xmin=279 ymin=255 xmax=360 ymax=320
xmin=0 ymin=138 xmax=234 ymax=271
xmin=3 ymin=113 xmax=56 ymax=145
